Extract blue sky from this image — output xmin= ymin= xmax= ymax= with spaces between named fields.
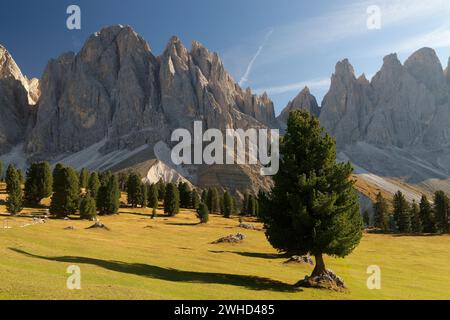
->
xmin=2 ymin=0 xmax=450 ymax=115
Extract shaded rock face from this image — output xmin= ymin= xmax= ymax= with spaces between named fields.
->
xmin=23 ymin=25 xmax=275 ymax=160
xmin=0 ymin=46 xmax=30 ymax=153
xmin=277 ymin=86 xmax=320 ymax=130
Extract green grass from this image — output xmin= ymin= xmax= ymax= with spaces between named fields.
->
xmin=0 ymin=190 xmax=449 ymax=299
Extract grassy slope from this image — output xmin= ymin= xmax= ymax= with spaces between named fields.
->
xmin=0 ymin=187 xmax=449 ymax=300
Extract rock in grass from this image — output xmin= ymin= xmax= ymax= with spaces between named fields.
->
xmin=212 ymin=233 xmax=245 ymax=244
xmin=284 ymin=255 xmax=314 ymax=265
xmin=295 ymin=269 xmax=346 ymax=291
xmin=86 ymin=221 xmax=110 ymax=231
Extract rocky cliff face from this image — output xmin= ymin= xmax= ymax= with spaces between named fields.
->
xmin=23 ymin=25 xmax=275 ymax=160
xmin=277 ymin=86 xmax=320 ymax=130
xmin=0 ymin=45 xmax=31 ymax=154
xmin=279 ymin=47 xmax=450 ymax=197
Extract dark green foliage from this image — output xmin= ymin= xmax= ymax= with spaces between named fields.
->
xmin=140 ymin=183 xmax=148 ymax=208
xmin=178 ymin=182 xmax=192 ymax=208
xmin=207 ymin=188 xmax=220 ymax=213
xmin=5 ymin=164 xmax=17 ymax=193
xmin=98 ymin=175 xmax=120 ymax=215
xmin=197 ymin=202 xmax=209 ymax=223
xmin=156 ymin=179 xmax=166 ymax=201
xmin=393 ymin=191 xmax=411 ymax=233
xmin=79 ymin=196 xmax=97 ymax=220
xmin=191 ymin=190 xmax=200 ymax=210
xmin=126 ymin=173 xmax=144 ymax=208
xmin=88 ymin=172 xmax=100 ymax=198
xmin=147 ymin=183 xmax=159 ymax=209
xmin=79 ymin=168 xmax=89 ymax=189
xmin=419 ymin=195 xmax=436 ymax=233
xmin=231 ymin=196 xmax=238 ymax=215
xmin=362 ymin=210 xmax=370 ymax=228
xmin=240 ymin=192 xmax=249 ymax=216
xmin=260 ymin=110 xmax=362 ymax=276
xmin=151 ymin=205 xmax=157 ymax=219
xmin=117 ymin=171 xmax=129 ymax=191
xmin=164 ymin=183 xmax=180 ymax=216
xmin=373 ymin=192 xmax=389 ymax=231
xmin=433 ymin=191 xmax=449 ymax=234
xmin=410 ymin=200 xmax=422 ymax=233
xmin=6 ymin=165 xmax=23 ymax=215
xmin=24 ymin=162 xmax=53 ymax=206
xmin=223 ymin=191 xmax=233 ymax=218
xmin=50 ymin=166 xmax=80 ymax=217
xmin=17 ymin=169 xmax=24 ymax=185
xmin=0 ymin=160 xmax=3 ymax=181
xmin=201 ymin=190 xmax=207 ymax=203
xmin=246 ymin=195 xmax=257 ymax=216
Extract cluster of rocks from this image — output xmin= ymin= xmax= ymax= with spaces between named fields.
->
xmin=284 ymin=255 xmax=314 ymax=265
xmin=238 ymin=222 xmax=257 ymax=230
xmin=212 ymin=233 xmax=246 ymax=244
xmin=295 ymin=269 xmax=346 ymax=291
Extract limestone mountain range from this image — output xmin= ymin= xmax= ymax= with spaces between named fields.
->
xmin=0 ymin=25 xmax=449 ymax=199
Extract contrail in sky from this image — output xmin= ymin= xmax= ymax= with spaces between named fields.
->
xmin=238 ymin=28 xmax=274 ymax=87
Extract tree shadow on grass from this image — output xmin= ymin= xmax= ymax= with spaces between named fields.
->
xmin=10 ymin=248 xmax=299 ymax=293
xmin=165 ymin=222 xmax=201 ymax=226
xmin=209 ymin=250 xmax=288 ymax=260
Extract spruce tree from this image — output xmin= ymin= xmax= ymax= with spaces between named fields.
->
xmin=201 ymin=189 xmax=207 ymax=203
xmin=88 ymin=172 xmax=100 ymax=199
xmin=24 ymin=162 xmax=53 ymax=206
xmin=79 ymin=168 xmax=89 ymax=189
xmin=246 ymin=195 xmax=257 ymax=216
xmin=223 ymin=191 xmax=233 ymax=218
xmin=207 ymin=188 xmax=220 ymax=213
xmin=50 ymin=166 xmax=80 ymax=217
xmin=147 ymin=183 xmax=159 ymax=209
xmin=140 ymin=183 xmax=148 ymax=208
xmin=197 ymin=202 xmax=209 ymax=223
xmin=410 ymin=200 xmax=422 ymax=233
xmin=5 ymin=164 xmax=16 ymax=194
xmin=0 ymin=160 xmax=3 ymax=181
xmin=6 ymin=165 xmax=23 ymax=215
xmin=373 ymin=192 xmax=389 ymax=231
xmin=156 ymin=179 xmax=166 ymax=201
xmin=393 ymin=191 xmax=411 ymax=233
xmin=164 ymin=183 xmax=180 ymax=216
xmin=117 ymin=171 xmax=129 ymax=192
xmin=100 ymin=175 xmax=120 ymax=215
xmin=17 ymin=169 xmax=25 ymax=186
xmin=363 ymin=210 xmax=370 ymax=228
xmin=260 ymin=110 xmax=362 ymax=279
xmin=433 ymin=191 xmax=449 ymax=234
xmin=241 ymin=192 xmax=249 ymax=216
xmin=178 ymin=182 xmax=192 ymax=208
xmin=126 ymin=173 xmax=143 ymax=208
xmin=79 ymin=195 xmax=97 ymax=220
xmin=419 ymin=195 xmax=436 ymax=233
xmin=191 ymin=190 xmax=200 ymax=210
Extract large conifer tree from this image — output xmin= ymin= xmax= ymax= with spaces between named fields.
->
xmin=433 ymin=191 xmax=449 ymax=234
xmin=24 ymin=162 xmax=53 ymax=206
xmin=164 ymin=183 xmax=180 ymax=216
xmin=419 ymin=195 xmax=436 ymax=233
xmin=393 ymin=191 xmax=411 ymax=233
xmin=50 ymin=166 xmax=80 ymax=217
xmin=373 ymin=192 xmax=389 ymax=231
xmin=260 ymin=110 xmax=362 ymax=279
xmin=6 ymin=165 xmax=23 ymax=215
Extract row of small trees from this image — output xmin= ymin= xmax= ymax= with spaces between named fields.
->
xmin=371 ymin=190 xmax=449 ymax=234
xmin=3 ymin=162 xmax=121 ymax=219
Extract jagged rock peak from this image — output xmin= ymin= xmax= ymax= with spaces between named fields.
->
xmin=335 ymin=58 xmax=356 ymax=77
xmin=0 ymin=45 xmax=24 ymax=80
xmin=278 ymin=86 xmax=320 ymax=127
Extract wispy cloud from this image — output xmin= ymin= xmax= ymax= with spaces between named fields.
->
xmin=238 ymin=29 xmax=273 ymax=87
xmin=254 ymin=78 xmax=330 ymax=96
xmin=377 ymin=24 xmax=450 ymax=56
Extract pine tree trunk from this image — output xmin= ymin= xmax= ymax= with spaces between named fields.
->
xmin=312 ymin=254 xmax=326 ymax=277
